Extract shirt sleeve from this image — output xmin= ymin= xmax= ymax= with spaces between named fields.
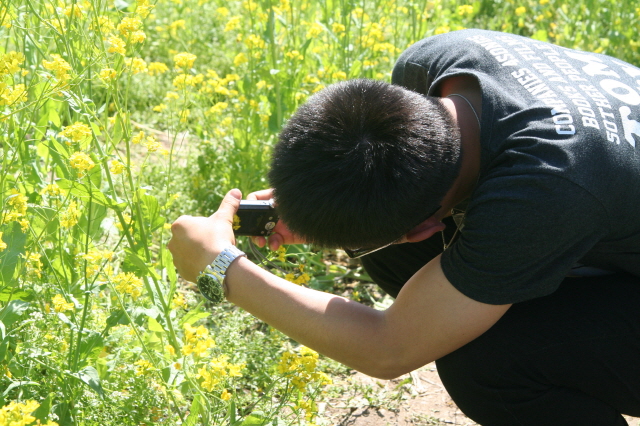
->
xmin=440 ymin=173 xmax=608 ymax=305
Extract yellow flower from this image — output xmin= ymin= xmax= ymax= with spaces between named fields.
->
xmin=244 ymin=34 xmax=265 ymax=49
xmin=131 ymin=131 xmax=146 ymax=145
xmin=0 ymin=400 xmax=46 ymax=426
xmin=0 ymin=83 xmax=27 ymax=106
xmin=109 ymin=159 xmax=126 ymax=174
xmin=134 ymin=359 xmax=154 ymax=375
xmin=434 ymin=25 xmax=450 ymax=35
xmin=107 ymin=36 xmax=127 ymax=55
xmin=233 ymin=52 xmax=248 ymax=67
xmin=129 ymin=30 xmax=146 ymax=44
xmin=117 ymin=16 xmax=143 ymax=36
xmin=232 ymin=214 xmax=241 ymax=230
xmin=63 ymin=3 xmax=86 ymax=18
xmin=124 ymin=57 xmax=148 ymax=74
xmin=331 ymin=22 xmax=346 ymax=34
xmin=52 ymin=294 xmax=75 ymax=313
xmin=172 ymin=292 xmax=187 ymax=309
xmin=148 ymin=62 xmax=169 ymax=76
xmin=24 ymin=252 xmax=43 ymax=278
xmin=69 ymin=151 xmax=95 ymax=175
xmin=285 ymin=50 xmax=303 ymax=60
xmin=208 ymin=102 xmax=228 ymax=115
xmin=216 ymin=6 xmax=230 ymax=16
xmin=91 ymin=15 xmax=115 ymax=34
xmin=153 ymin=103 xmax=167 ymax=112
xmin=60 ymin=201 xmax=81 ymax=228
xmin=169 ymin=19 xmax=186 ymax=34
xmin=173 ymin=52 xmax=197 ymax=69
xmin=332 ymin=71 xmax=347 ymax=80
xmin=143 ymin=136 xmax=161 ymax=152
xmin=42 ymin=54 xmax=72 ymax=80
xmin=306 ymin=22 xmax=324 ymax=38
xmin=99 ymin=68 xmax=117 ymax=81
xmin=165 ymin=344 xmax=176 ymax=356
xmin=136 ymin=0 xmax=155 ymax=18
xmin=7 ymin=190 xmax=28 ymax=216
xmin=173 ymin=73 xmax=203 ymax=88
xmin=0 ymin=51 xmax=25 ymax=75
xmin=224 ymin=16 xmax=241 ymax=32
xmin=457 ymin=4 xmax=474 ymax=15
xmin=0 ymin=232 xmax=6 ymax=252
xmin=59 ymin=122 xmax=92 ymax=144
xmin=515 ymin=6 xmax=526 ymax=16
xmin=113 ymin=272 xmax=144 ymax=300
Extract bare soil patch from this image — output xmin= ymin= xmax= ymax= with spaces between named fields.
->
xmin=321 ymin=362 xmax=640 ymax=426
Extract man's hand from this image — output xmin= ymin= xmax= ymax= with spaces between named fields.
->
xmin=246 ymin=188 xmax=306 ymax=250
xmin=167 ymin=189 xmax=242 ymax=282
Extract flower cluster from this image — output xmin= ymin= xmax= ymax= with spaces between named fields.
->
xmin=59 ymin=201 xmax=81 ymax=228
xmin=1 ymin=190 xmax=29 ymax=231
xmin=59 ymin=122 xmax=92 ymax=144
xmin=197 ymin=354 xmax=244 ymax=392
xmin=69 ymin=152 xmax=96 ymax=177
xmin=0 ymin=400 xmax=58 ymax=426
xmin=0 ymin=51 xmax=27 ymax=107
xmin=181 ymin=323 xmax=216 ymax=357
xmin=52 ymin=294 xmax=75 ymax=313
xmin=113 ymin=272 xmax=144 ymax=300
xmin=276 ymin=346 xmax=331 ymax=391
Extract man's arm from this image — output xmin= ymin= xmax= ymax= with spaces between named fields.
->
xmin=226 ymin=253 xmax=509 ymax=379
xmin=169 ymin=190 xmax=511 ymax=379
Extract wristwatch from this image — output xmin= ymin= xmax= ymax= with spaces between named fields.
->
xmin=196 ymin=246 xmax=246 ymax=304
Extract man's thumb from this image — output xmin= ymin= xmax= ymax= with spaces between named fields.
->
xmin=214 ymin=188 xmax=242 ymax=219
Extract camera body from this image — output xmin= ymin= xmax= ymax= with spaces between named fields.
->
xmin=233 ymin=200 xmax=279 ymax=236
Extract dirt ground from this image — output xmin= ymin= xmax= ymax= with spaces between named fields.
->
xmin=320 ymin=362 xmax=640 ymax=426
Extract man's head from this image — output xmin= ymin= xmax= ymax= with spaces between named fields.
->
xmin=268 ymin=79 xmax=461 ymax=249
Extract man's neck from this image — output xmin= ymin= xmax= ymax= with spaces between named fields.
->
xmin=435 ymin=76 xmax=483 ymax=215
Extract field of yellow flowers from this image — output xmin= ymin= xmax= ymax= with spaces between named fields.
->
xmin=0 ymin=0 xmax=637 ymax=424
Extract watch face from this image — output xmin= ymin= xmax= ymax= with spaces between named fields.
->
xmin=197 ymin=273 xmax=225 ymax=304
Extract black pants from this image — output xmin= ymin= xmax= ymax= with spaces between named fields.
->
xmin=361 ymin=225 xmax=640 ymax=426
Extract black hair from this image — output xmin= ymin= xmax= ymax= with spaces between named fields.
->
xmin=268 ymin=79 xmax=461 ymax=249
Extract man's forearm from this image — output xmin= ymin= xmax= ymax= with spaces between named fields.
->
xmin=224 ymin=256 xmax=396 ymax=378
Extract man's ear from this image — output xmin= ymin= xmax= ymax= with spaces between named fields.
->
xmin=404 ymin=218 xmax=446 ymax=243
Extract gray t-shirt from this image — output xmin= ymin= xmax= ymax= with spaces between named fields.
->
xmin=392 ymin=29 xmax=640 ymax=304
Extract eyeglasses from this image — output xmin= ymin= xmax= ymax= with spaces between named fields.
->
xmin=343 ymin=205 xmax=441 ymax=258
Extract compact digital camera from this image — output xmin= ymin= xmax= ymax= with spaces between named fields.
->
xmin=234 ymin=200 xmax=279 ymax=236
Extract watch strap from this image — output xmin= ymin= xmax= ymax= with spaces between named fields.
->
xmin=197 ymin=246 xmax=246 ymax=303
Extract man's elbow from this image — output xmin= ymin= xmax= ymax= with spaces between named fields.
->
xmin=360 ymin=345 xmax=435 ymax=380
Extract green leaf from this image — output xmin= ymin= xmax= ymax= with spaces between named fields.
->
xmin=78 ymin=331 xmax=104 ymax=361
xmin=105 ymin=309 xmax=129 ymax=329
xmin=0 ymin=287 xmax=34 ymax=302
xmin=32 ymin=393 xmax=54 ymax=423
xmin=0 ymin=222 xmax=27 ymax=286
xmin=241 ymin=411 xmax=269 ymax=426
xmin=2 ymin=380 xmax=40 ymax=397
xmin=29 ymin=206 xmax=60 ymax=238
xmin=147 ymin=316 xmax=166 ymax=333
xmin=0 ymin=300 xmax=30 ymax=327
xmin=161 ymin=247 xmax=177 ymax=288
xmin=77 ymin=203 xmax=107 ymax=241
xmin=73 ymin=366 xmax=105 ymax=398
xmin=137 ymin=189 xmax=165 ymax=233
xmin=179 ymin=307 xmax=210 ymax=326
xmin=183 ymin=394 xmax=204 ymax=426
xmin=56 ymin=179 xmax=124 ymax=210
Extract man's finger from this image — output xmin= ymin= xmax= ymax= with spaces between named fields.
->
xmin=246 ymin=188 xmax=274 ymax=201
xmin=212 ymin=188 xmax=242 ymax=220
